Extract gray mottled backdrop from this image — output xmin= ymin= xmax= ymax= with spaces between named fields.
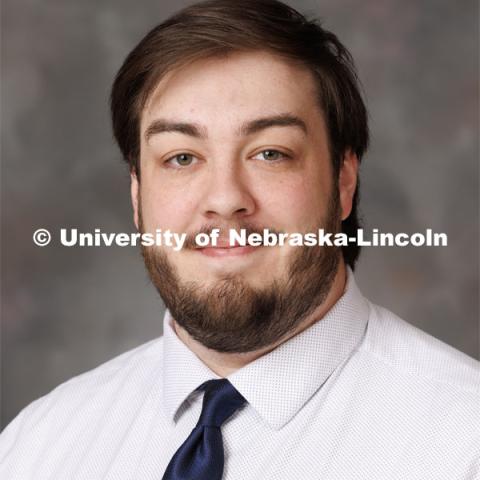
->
xmin=1 ymin=0 xmax=478 ymax=428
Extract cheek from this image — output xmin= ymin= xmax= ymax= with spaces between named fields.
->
xmin=261 ymin=176 xmax=329 ymax=230
xmin=139 ymin=177 xmax=198 ymax=233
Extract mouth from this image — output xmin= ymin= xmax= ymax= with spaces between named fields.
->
xmin=195 ymin=245 xmax=261 ymax=257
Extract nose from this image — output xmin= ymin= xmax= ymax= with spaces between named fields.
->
xmin=201 ymin=163 xmax=256 ymax=220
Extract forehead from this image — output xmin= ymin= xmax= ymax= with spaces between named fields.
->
xmin=141 ymin=50 xmax=322 ymax=131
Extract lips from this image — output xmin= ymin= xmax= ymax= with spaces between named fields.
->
xmin=193 ymin=235 xmax=243 ymax=249
xmin=196 ymin=244 xmax=259 ymax=257
xmin=212 ymin=239 xmax=242 ymax=248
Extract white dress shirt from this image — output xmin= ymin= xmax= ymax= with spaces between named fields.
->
xmin=1 ymin=270 xmax=479 ymax=479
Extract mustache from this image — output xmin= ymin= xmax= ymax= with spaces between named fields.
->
xmin=182 ymin=223 xmax=284 ymax=249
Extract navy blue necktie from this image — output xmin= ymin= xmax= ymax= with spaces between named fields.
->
xmin=162 ymin=379 xmax=246 ymax=480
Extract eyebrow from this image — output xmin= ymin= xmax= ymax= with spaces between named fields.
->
xmin=144 ymin=120 xmax=206 ymax=141
xmin=144 ymin=113 xmax=307 ymax=142
xmin=240 ymin=114 xmax=307 ymax=136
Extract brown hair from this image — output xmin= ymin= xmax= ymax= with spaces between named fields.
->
xmin=110 ymin=0 xmax=369 ymax=269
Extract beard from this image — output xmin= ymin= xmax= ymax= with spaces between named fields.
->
xmin=140 ymin=188 xmax=342 ymax=353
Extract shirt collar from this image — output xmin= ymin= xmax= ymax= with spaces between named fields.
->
xmin=163 ymin=267 xmax=369 ymax=430
xmin=162 ymin=311 xmax=220 ymax=423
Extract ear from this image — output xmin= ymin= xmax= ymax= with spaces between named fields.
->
xmin=130 ymin=169 xmax=140 ymax=230
xmin=339 ymin=150 xmax=359 ymax=221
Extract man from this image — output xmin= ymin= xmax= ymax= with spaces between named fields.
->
xmin=1 ymin=0 xmax=478 ymax=479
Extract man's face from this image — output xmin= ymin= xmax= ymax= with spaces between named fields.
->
xmin=132 ymin=51 xmax=357 ymax=352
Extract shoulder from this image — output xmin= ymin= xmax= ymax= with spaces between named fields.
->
xmin=31 ymin=335 xmax=164 ymax=408
xmin=0 ymin=336 xmax=164 ymax=462
xmin=360 ymin=301 xmax=479 ymax=395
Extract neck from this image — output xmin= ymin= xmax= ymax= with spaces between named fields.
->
xmin=172 ymin=261 xmax=348 ymax=377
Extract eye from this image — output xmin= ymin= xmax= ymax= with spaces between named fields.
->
xmin=165 ymin=153 xmax=198 ymax=167
xmin=253 ymin=149 xmax=290 ymax=162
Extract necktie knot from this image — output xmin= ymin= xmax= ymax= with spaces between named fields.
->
xmin=197 ymin=379 xmax=246 ymax=427
xmin=162 ymin=378 xmax=246 ymax=480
